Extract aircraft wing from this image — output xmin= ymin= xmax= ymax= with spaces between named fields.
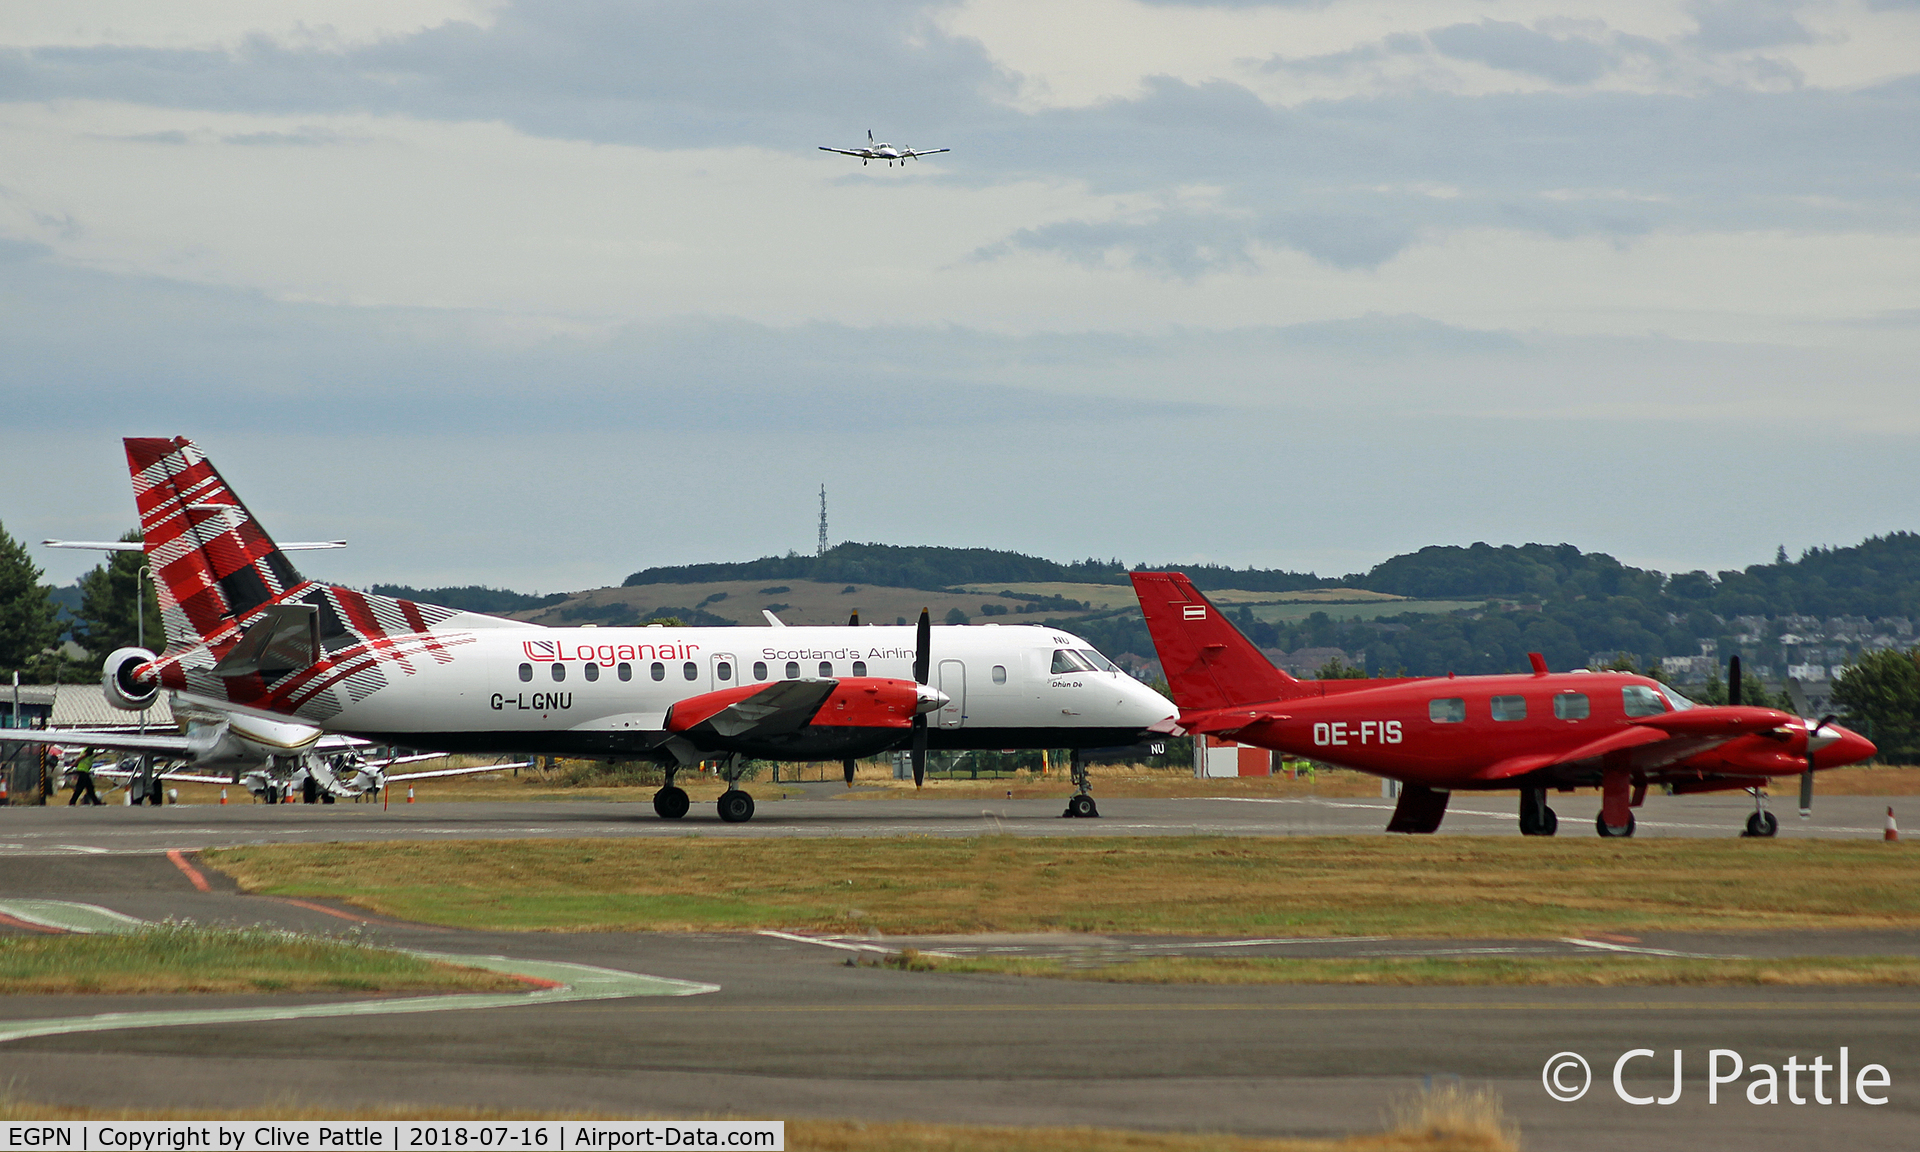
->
xmin=818 ymin=147 xmax=871 ymax=157
xmin=1472 ymin=706 xmax=1796 ymax=781
xmin=904 ymin=148 xmax=950 ymax=157
xmin=668 ymin=680 xmax=839 ymax=741
xmin=0 ymin=729 xmax=191 ymax=756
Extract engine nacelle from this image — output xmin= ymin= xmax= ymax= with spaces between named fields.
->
xmin=102 ymin=647 xmax=160 ymax=712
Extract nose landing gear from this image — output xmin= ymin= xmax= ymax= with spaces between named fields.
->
xmin=1742 ymin=787 xmax=1779 ymax=838
xmin=1061 ymin=750 xmax=1100 ymax=818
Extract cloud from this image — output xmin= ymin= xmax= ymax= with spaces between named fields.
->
xmin=1686 ymin=0 xmax=1817 ymax=52
xmin=1426 ymin=20 xmax=1651 ymax=86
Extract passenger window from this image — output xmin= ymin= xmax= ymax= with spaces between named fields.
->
xmin=651 ymin=662 xmax=665 ymax=681
xmin=852 ymin=661 xmax=866 ymax=677
xmin=1553 ymin=692 xmax=1590 ymax=720
xmin=1051 ymin=649 xmax=1095 ymax=674
xmin=550 ymin=663 xmax=566 ymax=682
xmin=584 ymin=662 xmax=599 ymax=682
xmin=820 ymin=661 xmax=833 ymax=678
xmin=683 ymin=662 xmax=697 ymax=681
xmin=717 ymin=661 xmax=732 ymax=682
xmin=1622 ymin=685 xmax=1668 ymax=717
xmin=617 ymin=662 xmax=631 ymax=682
xmin=754 ymin=661 xmax=768 ymax=681
xmin=1490 ymin=695 xmax=1526 ymax=721
xmin=785 ymin=661 xmax=799 ymax=679
xmin=992 ymin=665 xmax=1007 ymax=684
xmin=518 ymin=663 xmax=533 ymax=682
xmin=1429 ymin=698 xmax=1466 ymax=723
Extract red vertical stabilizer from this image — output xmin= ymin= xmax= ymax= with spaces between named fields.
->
xmin=1129 ymin=572 xmax=1298 ymax=712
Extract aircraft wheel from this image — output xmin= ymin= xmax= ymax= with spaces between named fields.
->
xmin=716 ymin=790 xmax=755 ymax=823
xmin=1595 ymin=813 xmax=1636 ymax=838
xmin=1539 ymin=807 xmax=1557 ymax=836
xmin=1520 ymin=806 xmax=1558 ymax=836
xmin=1744 ymin=810 xmax=1779 ymax=838
xmin=1063 ymin=794 xmax=1098 ymax=819
xmin=653 ymin=786 xmax=690 ymax=820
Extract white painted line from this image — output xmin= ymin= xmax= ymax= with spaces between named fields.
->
xmin=1563 ymin=937 xmax=1731 ymax=959
xmin=757 ymin=930 xmax=957 ymax=958
xmin=0 ymin=900 xmax=148 ymax=933
xmin=0 ymin=901 xmax=718 ymax=1045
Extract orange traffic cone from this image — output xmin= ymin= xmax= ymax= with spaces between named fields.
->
xmin=406 ymin=785 xmax=415 ymax=804
xmin=1887 ymin=807 xmax=1900 ymax=842
xmin=219 ymin=787 xmax=227 ymax=805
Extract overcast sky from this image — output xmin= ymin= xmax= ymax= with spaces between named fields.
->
xmin=4 ymin=0 xmax=1916 ymax=594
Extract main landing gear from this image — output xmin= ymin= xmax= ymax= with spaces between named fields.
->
xmin=1595 ymin=812 xmax=1636 ymax=838
xmin=1061 ymin=749 xmax=1099 ymax=819
xmin=1519 ymin=788 xmax=1558 ymax=837
xmin=1742 ymin=788 xmax=1779 ymax=838
xmin=652 ymin=765 xmax=690 ymax=820
xmin=716 ymin=755 xmax=755 ymax=823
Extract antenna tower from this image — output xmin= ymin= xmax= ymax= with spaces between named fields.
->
xmin=817 ymin=484 xmax=829 ymax=556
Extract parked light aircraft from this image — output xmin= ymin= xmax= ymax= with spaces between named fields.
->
xmin=6 ymin=538 xmax=509 ymax=802
xmin=1130 ymin=571 xmax=1877 ymax=837
xmin=100 ymin=438 xmax=1173 ymax=821
xmin=819 ymin=130 xmax=949 ymax=166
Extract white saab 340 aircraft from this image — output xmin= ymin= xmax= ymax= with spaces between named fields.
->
xmin=819 ymin=129 xmax=949 ymax=166
xmin=102 ymin=438 xmax=1173 ymax=821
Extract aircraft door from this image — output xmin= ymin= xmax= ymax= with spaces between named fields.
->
xmin=711 ymin=653 xmax=737 ymax=692
xmin=938 ymin=660 xmax=965 ymax=729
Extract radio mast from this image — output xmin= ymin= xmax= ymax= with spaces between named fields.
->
xmin=817 ymin=484 xmax=829 ymax=555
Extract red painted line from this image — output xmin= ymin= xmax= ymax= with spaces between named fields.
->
xmin=166 ymin=848 xmax=212 ymax=892
xmin=515 ymin=975 xmax=565 ymax=990
xmin=0 ymin=912 xmax=64 ymax=934
xmin=270 ymin=897 xmax=371 ymax=923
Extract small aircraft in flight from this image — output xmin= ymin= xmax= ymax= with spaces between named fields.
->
xmin=1130 ymin=571 xmax=1877 ymax=838
xmin=96 ymin=438 xmax=1171 ymax=822
xmin=819 ymin=130 xmax=950 ymax=166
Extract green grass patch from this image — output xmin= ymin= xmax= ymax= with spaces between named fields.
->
xmin=204 ymin=835 xmax=1920 ymax=938
xmin=883 ymin=951 xmax=1920 ymax=986
xmin=0 ymin=922 xmax=531 ymax=995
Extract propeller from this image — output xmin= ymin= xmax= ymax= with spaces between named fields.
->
xmin=843 ymin=758 xmax=856 ymax=787
xmin=1801 ymin=713 xmax=1835 ymax=819
xmin=848 ymin=611 xmax=859 ymax=626
xmin=1728 ymin=655 xmax=1741 ymax=707
xmin=911 ymin=608 xmax=930 ymax=788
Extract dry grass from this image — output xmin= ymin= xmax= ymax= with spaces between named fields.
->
xmin=889 ymin=950 xmax=1920 ymax=987
xmin=0 ymin=922 xmax=530 ymax=995
xmin=0 ymin=1090 xmax=1518 ymax=1152
xmin=204 ymin=834 xmax=1918 ymax=938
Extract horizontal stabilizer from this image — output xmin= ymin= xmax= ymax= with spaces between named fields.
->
xmin=212 ymin=602 xmax=320 ymax=677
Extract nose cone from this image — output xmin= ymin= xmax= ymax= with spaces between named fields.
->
xmin=1117 ymin=675 xmax=1178 ymax=728
xmin=1816 ymin=723 xmax=1877 ymax=768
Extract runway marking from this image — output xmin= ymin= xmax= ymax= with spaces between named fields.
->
xmin=0 ymin=903 xmax=718 ymax=1046
xmin=594 ymin=998 xmax=1920 ymax=1015
xmin=166 ymin=848 xmax=211 ymax=891
xmin=0 ymin=911 xmax=63 ymax=934
xmin=0 ymin=900 xmax=147 ymax=934
xmin=1564 ymin=937 xmax=1730 ymax=959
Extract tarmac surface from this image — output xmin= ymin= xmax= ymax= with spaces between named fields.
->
xmin=0 ymin=796 xmax=1912 ymax=1151
xmin=0 ymin=785 xmax=1908 ymax=854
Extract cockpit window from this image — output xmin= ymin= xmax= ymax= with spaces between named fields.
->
xmin=1660 ymin=685 xmax=1696 ymax=711
xmin=1622 ymin=685 xmax=1669 ymax=717
xmin=1051 ymin=649 xmax=1096 ymax=674
xmin=1076 ymin=649 xmax=1118 ymax=673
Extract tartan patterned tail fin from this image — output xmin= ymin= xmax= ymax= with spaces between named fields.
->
xmin=124 ymin=437 xmax=306 ymax=653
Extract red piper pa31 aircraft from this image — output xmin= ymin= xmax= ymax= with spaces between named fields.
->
xmin=1130 ymin=572 xmax=1877 ymax=837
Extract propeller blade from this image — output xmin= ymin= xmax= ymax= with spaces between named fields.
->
xmin=1800 ymin=715 xmax=1832 ymax=819
xmin=914 ymin=608 xmax=930 ymax=685
xmin=868 ymin=129 xmax=874 ymax=142
xmin=848 ymin=611 xmax=859 ymax=626
xmin=1728 ymin=655 xmax=1741 ymax=707
xmin=911 ymin=716 xmax=927 ymax=788
xmin=843 ymin=758 xmax=856 ymax=786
